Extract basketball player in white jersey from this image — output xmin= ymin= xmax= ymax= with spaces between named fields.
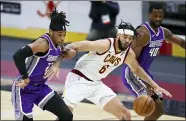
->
xmin=46 ymin=21 xmax=172 ymax=120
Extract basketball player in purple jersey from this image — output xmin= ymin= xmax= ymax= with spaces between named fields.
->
xmin=122 ymin=3 xmax=185 ymax=120
xmin=12 ymin=9 xmax=74 ymax=121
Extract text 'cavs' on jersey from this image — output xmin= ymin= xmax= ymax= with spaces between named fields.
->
xmin=74 ymin=38 xmax=130 ymax=81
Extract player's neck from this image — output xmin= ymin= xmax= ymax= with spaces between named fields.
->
xmin=52 ymin=40 xmax=58 ymax=47
xmin=48 ymin=33 xmax=58 ymax=47
xmin=115 ymin=39 xmax=122 ymax=53
xmin=149 ymin=22 xmax=158 ymax=33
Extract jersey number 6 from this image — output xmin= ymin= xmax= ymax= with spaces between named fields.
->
xmin=99 ymin=65 xmax=109 ymax=74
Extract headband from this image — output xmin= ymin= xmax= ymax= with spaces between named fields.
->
xmin=117 ymin=29 xmax=134 ymax=36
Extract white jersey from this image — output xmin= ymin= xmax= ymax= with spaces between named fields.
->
xmin=74 ymin=38 xmax=130 ymax=81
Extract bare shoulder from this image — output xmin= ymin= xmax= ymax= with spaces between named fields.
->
xmin=162 ymin=26 xmax=171 ymax=32
xmin=136 ymin=26 xmax=149 ymax=35
xmin=28 ymin=37 xmax=49 ymax=53
xmin=162 ymin=27 xmax=173 ymax=39
xmin=134 ymin=26 xmax=150 ymax=46
xmin=35 ymin=38 xmax=49 ymax=47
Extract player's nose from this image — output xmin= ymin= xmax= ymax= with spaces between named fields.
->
xmin=156 ymin=16 xmax=161 ymax=21
xmin=126 ymin=38 xmax=130 ymax=43
xmin=61 ymin=38 xmax=64 ymax=42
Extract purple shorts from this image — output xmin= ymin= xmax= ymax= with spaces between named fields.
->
xmin=121 ymin=66 xmax=154 ymax=97
xmin=11 ymin=76 xmax=55 ymax=120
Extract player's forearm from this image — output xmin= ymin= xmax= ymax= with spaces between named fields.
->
xmin=66 ymin=41 xmax=93 ymax=52
xmin=180 ymin=39 xmax=186 ymax=49
xmin=55 ymin=55 xmax=63 ymax=66
xmin=13 ymin=45 xmax=33 ymax=79
xmin=132 ymin=66 xmax=159 ymax=89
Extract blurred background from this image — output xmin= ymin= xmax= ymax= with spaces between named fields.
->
xmin=1 ymin=1 xmax=185 ymax=119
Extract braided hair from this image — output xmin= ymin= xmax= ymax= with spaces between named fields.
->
xmin=49 ymin=8 xmax=70 ymax=31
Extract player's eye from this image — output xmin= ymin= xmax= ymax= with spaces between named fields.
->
xmin=129 ymin=38 xmax=132 ymax=41
xmin=124 ymin=36 xmax=128 ymax=39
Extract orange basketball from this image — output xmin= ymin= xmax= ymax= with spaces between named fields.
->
xmin=133 ymin=95 xmax=155 ymax=117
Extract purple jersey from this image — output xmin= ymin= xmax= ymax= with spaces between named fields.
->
xmin=137 ymin=22 xmax=165 ymax=71
xmin=12 ymin=34 xmax=61 ymax=119
xmin=121 ymin=22 xmax=165 ymax=96
xmin=24 ymin=33 xmax=61 ymax=84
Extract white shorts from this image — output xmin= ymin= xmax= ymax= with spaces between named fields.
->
xmin=62 ymin=72 xmax=117 ymax=109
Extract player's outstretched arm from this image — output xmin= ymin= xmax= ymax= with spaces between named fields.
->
xmin=124 ymin=49 xmax=172 ymax=97
xmin=163 ymin=27 xmax=186 ymax=49
xmin=65 ymin=39 xmax=110 ymax=54
xmin=13 ymin=38 xmax=49 ymax=86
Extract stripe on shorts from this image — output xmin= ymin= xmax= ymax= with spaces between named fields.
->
xmin=124 ymin=67 xmax=146 ymax=96
xmin=12 ymin=80 xmax=33 ymax=120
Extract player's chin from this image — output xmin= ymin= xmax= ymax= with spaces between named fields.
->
xmin=57 ymin=41 xmax=64 ymax=45
xmin=155 ymin=23 xmax=161 ymax=27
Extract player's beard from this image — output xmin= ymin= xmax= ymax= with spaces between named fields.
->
xmin=152 ymin=20 xmax=162 ymax=28
xmin=118 ymin=38 xmax=128 ymax=51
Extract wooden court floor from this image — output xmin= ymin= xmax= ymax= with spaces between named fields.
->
xmin=1 ymin=90 xmax=185 ymax=120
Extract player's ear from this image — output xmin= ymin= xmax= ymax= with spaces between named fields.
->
xmin=116 ymin=33 xmax=120 ymax=38
xmin=148 ymin=12 xmax=151 ymax=18
xmin=49 ymin=29 xmax=53 ymax=34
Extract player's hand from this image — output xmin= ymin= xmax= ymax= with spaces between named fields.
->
xmin=153 ymin=86 xmax=172 ymax=97
xmin=15 ymin=78 xmax=30 ymax=89
xmin=44 ymin=63 xmax=60 ymax=80
xmin=61 ymin=47 xmax=76 ymax=60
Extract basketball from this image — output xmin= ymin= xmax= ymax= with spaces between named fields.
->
xmin=133 ymin=95 xmax=155 ymax=117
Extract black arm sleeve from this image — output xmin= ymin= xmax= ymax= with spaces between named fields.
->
xmin=13 ymin=45 xmax=33 ymax=79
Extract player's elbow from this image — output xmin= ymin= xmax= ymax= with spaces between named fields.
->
xmin=13 ymin=50 xmax=21 ymax=61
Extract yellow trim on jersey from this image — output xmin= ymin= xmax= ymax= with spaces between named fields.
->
xmin=1 ymin=26 xmax=87 ymax=43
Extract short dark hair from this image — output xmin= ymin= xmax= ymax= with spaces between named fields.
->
xmin=149 ymin=3 xmax=164 ymax=13
xmin=49 ymin=8 xmax=70 ymax=31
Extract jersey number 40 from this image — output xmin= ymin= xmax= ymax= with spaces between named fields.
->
xmin=149 ymin=48 xmax=159 ymax=57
